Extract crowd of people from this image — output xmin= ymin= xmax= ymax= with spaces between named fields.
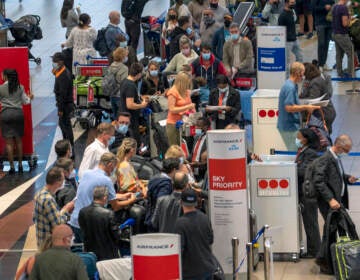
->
xmin=3 ymin=0 xmax=358 ymax=278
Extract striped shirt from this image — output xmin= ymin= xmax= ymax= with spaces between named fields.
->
xmin=33 ymin=187 xmax=69 ymax=248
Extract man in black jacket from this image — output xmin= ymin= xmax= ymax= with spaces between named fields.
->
xmin=169 ymin=16 xmax=191 ymax=60
xmin=145 ymin=158 xmax=180 ymax=231
xmin=78 ymin=186 xmax=122 ymax=261
xmin=152 ymin=171 xmax=188 ymax=233
xmin=206 ymin=74 xmax=241 ymax=129
xmin=52 ymin=52 xmax=74 ymax=153
xmin=314 ymin=134 xmax=357 ymax=216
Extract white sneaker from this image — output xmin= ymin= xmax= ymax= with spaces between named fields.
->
xmin=322 ymin=64 xmax=332 ymax=71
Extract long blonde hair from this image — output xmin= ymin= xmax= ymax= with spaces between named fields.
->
xmin=174 ymin=71 xmax=192 ymax=98
xmin=116 ymin=138 xmax=137 ymax=163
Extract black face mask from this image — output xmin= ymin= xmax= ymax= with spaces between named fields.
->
xmin=289 ymin=4 xmax=295 ymax=9
xmin=197 ymin=0 xmax=204 ymax=4
xmin=210 ymin=3 xmax=218 ymax=8
xmin=169 ymin=15 xmax=177 ymax=20
xmin=224 ymin=20 xmax=232 ymax=28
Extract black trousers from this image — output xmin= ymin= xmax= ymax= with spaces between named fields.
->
xmin=58 ymin=103 xmax=74 ymax=147
xmin=125 ymin=18 xmax=141 ymax=51
xmin=300 ymin=196 xmax=321 ymax=255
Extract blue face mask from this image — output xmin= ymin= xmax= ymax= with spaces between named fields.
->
xmin=123 ymin=56 xmax=128 ymax=63
xmin=338 ymin=152 xmax=348 ymax=158
xmin=108 ymin=136 xmax=115 ymax=146
xmin=52 ymin=62 xmax=59 ymax=69
xmin=202 ymin=53 xmax=211 ymax=60
xmin=218 ymin=87 xmax=228 ymax=93
xmin=295 ymin=138 xmax=303 ymax=148
xmin=179 ymin=157 xmax=184 ymax=165
xmin=116 ymin=124 xmax=129 ymax=135
xmin=195 ymin=128 xmax=202 ymax=136
xmin=149 ymin=70 xmax=158 ymax=77
xmin=231 ymin=33 xmax=240 ymax=41
xmin=119 ymin=41 xmax=127 ymax=48
xmin=186 ymin=27 xmax=192 ymax=35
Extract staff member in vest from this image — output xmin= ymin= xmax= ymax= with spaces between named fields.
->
xmin=166 ymin=71 xmax=195 ymax=146
xmin=0 ymin=69 xmax=33 ymax=174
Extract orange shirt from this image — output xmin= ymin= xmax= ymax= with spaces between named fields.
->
xmin=166 ymin=86 xmax=192 ymax=124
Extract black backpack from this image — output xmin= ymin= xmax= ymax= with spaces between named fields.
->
xmin=93 ymin=27 xmax=110 ymax=57
xmin=302 ymin=159 xmax=319 ymax=200
xmin=102 ymin=71 xmax=121 ymax=97
xmin=121 ymin=0 xmax=136 ymax=19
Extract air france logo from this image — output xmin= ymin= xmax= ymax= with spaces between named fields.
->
xmin=229 ymin=144 xmax=239 ymax=151
xmin=273 ymin=37 xmax=280 ymax=42
xmin=137 ymin=244 xmax=174 ymax=249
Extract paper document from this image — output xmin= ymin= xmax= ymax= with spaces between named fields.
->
xmin=299 ymin=94 xmax=328 ymax=105
xmin=206 ymin=105 xmax=227 ymax=111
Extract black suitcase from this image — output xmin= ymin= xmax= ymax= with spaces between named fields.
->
xmin=331 ymin=236 xmax=360 ymax=280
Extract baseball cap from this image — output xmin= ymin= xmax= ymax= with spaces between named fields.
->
xmin=52 ymin=52 xmax=65 ymax=62
xmin=181 ymin=188 xmax=197 ymax=207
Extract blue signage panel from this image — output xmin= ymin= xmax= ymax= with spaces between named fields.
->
xmin=257 ymin=47 xmax=285 ymax=72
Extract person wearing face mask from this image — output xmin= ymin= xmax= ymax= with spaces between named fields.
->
xmin=188 ymin=0 xmax=209 ymax=29
xmin=223 ymin=23 xmax=254 ymax=76
xmin=165 ymin=35 xmax=199 ymax=73
xmin=212 ymin=13 xmax=233 ymax=60
xmin=108 ymin=47 xmax=129 ymax=120
xmin=33 ymin=167 xmax=75 ymax=249
xmin=262 ymin=0 xmax=285 ymax=26
xmin=141 ymin=61 xmax=170 ymax=97
xmin=204 ymin=0 xmax=230 ymax=27
xmin=294 ymin=128 xmax=321 ymax=259
xmin=206 ymin=74 xmax=240 ymax=129
xmin=278 ymin=0 xmax=303 ymax=75
xmin=109 ymin=112 xmax=133 ymax=153
xmin=78 ymin=122 xmax=116 ymax=179
xmin=52 ymin=52 xmax=75 ymax=158
xmin=70 ymin=152 xmax=136 ymax=243
xmin=119 ymin=62 xmax=149 ymax=147
xmin=30 ymin=224 xmax=88 ymax=280
xmin=55 ymin=158 xmax=78 ymax=209
xmin=277 ymin=62 xmax=320 ymax=150
xmin=171 ymin=0 xmax=193 ymax=22
xmin=78 ymin=186 xmax=123 ymax=261
xmin=314 ymin=134 xmax=358 ymax=273
xmin=199 ymin=9 xmax=222 ymax=46
xmin=169 ymin=16 xmax=193 ymax=60
xmin=163 ymin=8 xmax=179 ymax=61
xmin=104 ymin=11 xmax=129 ymax=57
xmin=191 ymin=42 xmax=227 ymax=90
xmin=189 ymin=117 xmax=210 ymax=181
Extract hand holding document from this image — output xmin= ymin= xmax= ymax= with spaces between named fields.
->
xmin=299 ymin=94 xmax=329 ymax=107
xmin=206 ymin=105 xmax=227 ymax=111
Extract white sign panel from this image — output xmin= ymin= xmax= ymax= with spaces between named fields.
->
xmin=207 ymin=130 xmax=248 ymax=275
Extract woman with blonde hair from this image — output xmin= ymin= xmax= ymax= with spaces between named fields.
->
xmin=164 ymin=35 xmax=199 ymax=73
xmin=165 ymin=144 xmax=195 ymax=183
xmin=166 ymin=71 xmax=195 ymax=146
xmin=109 ymin=47 xmax=129 ymax=119
xmin=116 ymin=138 xmax=147 ymax=196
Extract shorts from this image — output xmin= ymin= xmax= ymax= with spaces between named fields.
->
xmin=295 ymin=0 xmax=313 ymax=15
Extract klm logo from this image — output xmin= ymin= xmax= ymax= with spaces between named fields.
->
xmin=228 ymin=144 xmax=239 ymax=151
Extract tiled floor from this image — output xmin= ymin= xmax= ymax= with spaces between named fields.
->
xmin=0 ymin=0 xmax=359 ymax=279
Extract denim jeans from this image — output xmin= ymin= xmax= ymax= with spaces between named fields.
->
xmin=332 ymin=33 xmax=353 ymax=76
xmin=110 ymin=96 xmax=121 ymax=120
xmin=316 ymin=25 xmax=332 ymax=67
xmin=286 ymin=40 xmax=303 ymax=75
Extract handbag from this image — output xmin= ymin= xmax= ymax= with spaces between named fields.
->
xmin=305 ymin=109 xmax=331 ymax=150
xmin=212 ymin=255 xmax=225 ymax=280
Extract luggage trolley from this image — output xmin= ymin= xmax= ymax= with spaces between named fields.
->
xmin=73 ymin=64 xmax=111 ymax=130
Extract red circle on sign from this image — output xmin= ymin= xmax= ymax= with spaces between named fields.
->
xmin=258 ymin=180 xmax=268 ymax=189
xmin=259 ymin=110 xmax=267 ymax=118
xmin=279 ymin=179 xmax=289 ymax=188
xmin=269 ymin=180 xmax=278 ymax=188
xmin=268 ymin=110 xmax=275 ymax=118
xmin=276 ymin=110 xmax=279 ymax=116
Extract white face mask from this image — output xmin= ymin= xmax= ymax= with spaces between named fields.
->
xmin=69 ymin=236 xmax=75 ymax=247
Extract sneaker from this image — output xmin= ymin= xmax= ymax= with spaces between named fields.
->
xmin=323 ymin=64 xmax=332 ymax=71
xmin=297 ymin=32 xmax=305 ymax=37
xmin=306 ymin=32 xmax=313 ymax=39
xmin=319 ymin=66 xmax=324 ymax=73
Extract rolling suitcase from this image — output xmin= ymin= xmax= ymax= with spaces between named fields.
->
xmin=331 ymin=235 xmax=360 ymax=280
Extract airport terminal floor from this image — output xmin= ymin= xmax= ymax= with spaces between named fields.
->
xmin=0 ymin=0 xmax=360 ymax=279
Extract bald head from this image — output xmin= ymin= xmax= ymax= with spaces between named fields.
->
xmin=52 ymin=224 xmax=73 ymax=247
xmin=109 ymin=11 xmax=120 ymax=25
xmin=173 ymin=171 xmax=189 ymax=191
xmin=334 ymin=134 xmax=352 ymax=154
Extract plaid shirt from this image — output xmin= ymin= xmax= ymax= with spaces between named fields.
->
xmin=33 ymin=187 xmax=69 ymax=248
